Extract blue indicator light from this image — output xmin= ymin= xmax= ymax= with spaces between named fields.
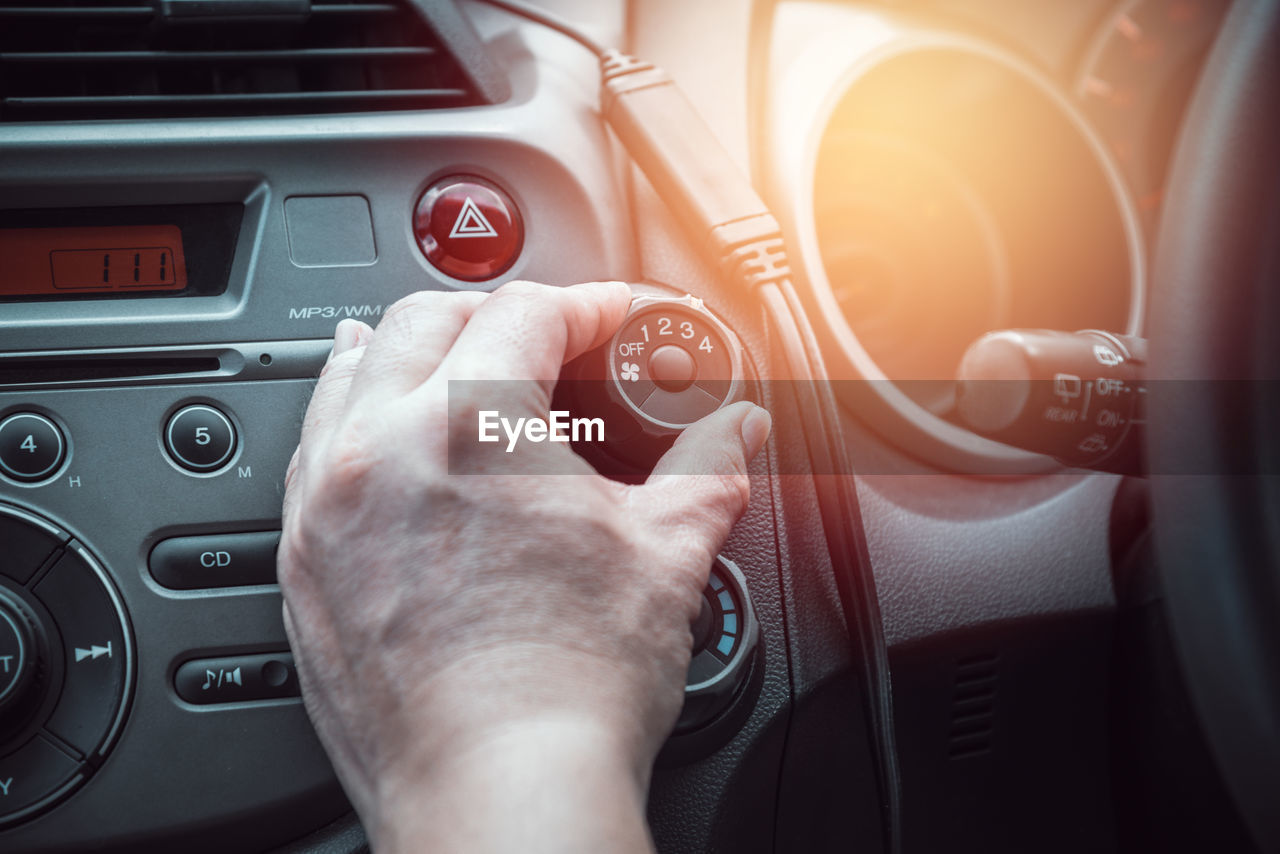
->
xmin=709 ymin=573 xmax=725 ymax=591
xmin=716 ymin=634 xmax=735 ymax=656
xmin=717 ymin=590 xmax=734 ymax=611
xmin=723 ymin=613 xmax=738 ymax=635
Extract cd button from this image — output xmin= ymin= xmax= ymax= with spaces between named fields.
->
xmin=165 ymin=405 xmax=236 ymax=473
xmin=0 ymin=413 xmax=65 ymax=483
xmin=150 ymin=531 xmax=281 ymax=590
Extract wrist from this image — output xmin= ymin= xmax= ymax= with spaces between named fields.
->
xmin=371 ymin=715 xmax=653 ymax=853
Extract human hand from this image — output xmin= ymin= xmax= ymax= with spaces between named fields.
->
xmin=277 ymin=281 xmax=770 ymax=852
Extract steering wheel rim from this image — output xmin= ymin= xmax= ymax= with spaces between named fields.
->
xmin=1147 ymin=1 xmax=1280 ymax=849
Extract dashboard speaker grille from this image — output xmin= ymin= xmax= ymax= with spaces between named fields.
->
xmin=0 ymin=0 xmax=495 ymax=120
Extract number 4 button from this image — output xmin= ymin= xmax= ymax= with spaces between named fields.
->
xmin=164 ymin=405 xmax=237 ymax=473
xmin=0 ymin=413 xmax=66 ymax=483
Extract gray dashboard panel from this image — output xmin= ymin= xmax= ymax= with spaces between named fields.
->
xmin=858 ymin=472 xmax=1119 ymax=649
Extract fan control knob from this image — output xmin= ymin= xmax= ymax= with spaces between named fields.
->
xmin=608 ymin=295 xmax=744 ymax=435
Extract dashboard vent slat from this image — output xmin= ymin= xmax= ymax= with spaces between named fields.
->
xmin=947 ymin=652 xmax=999 ymax=760
xmin=3 ymin=47 xmax=437 ymax=63
xmin=0 ymin=7 xmax=154 ymax=18
xmin=8 ymin=89 xmax=470 ymax=113
xmin=0 ymin=0 xmax=494 ymax=120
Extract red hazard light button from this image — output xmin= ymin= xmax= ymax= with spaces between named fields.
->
xmin=414 ymin=176 xmax=524 ymax=282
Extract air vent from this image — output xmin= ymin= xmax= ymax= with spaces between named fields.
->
xmin=0 ymin=0 xmax=505 ymax=120
xmin=947 ymin=652 xmax=998 ymax=760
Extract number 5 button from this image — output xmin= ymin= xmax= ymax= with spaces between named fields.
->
xmin=0 ymin=413 xmax=66 ymax=483
xmin=165 ymin=405 xmax=236 ymax=473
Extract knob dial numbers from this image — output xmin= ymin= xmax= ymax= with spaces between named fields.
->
xmin=608 ymin=295 xmax=744 ymax=433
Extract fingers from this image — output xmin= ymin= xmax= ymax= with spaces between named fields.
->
xmin=299 ymin=319 xmax=375 ymax=450
xmin=344 ymin=290 xmax=488 ymax=410
xmin=433 ymin=281 xmax=632 ymax=399
xmin=285 ymin=320 xmax=373 ymax=525
xmin=636 ymin=401 xmax=771 ymax=559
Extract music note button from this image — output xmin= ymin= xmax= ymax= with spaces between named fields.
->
xmin=175 ymin=654 xmax=295 ymax=705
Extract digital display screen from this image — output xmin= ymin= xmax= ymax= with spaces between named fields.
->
xmin=0 ymin=225 xmax=189 ymax=297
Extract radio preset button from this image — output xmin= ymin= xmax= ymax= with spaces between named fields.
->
xmin=165 ymin=405 xmax=236 ymax=473
xmin=0 ymin=413 xmax=65 ymax=483
xmin=150 ymin=531 xmax=281 ymax=590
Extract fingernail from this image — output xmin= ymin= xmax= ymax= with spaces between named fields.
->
xmin=352 ymin=321 xmax=375 ymax=347
xmin=330 ymin=320 xmax=359 ymax=359
xmin=740 ymin=405 xmax=772 ymax=459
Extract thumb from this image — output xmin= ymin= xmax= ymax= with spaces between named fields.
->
xmin=636 ymin=401 xmax=772 ymax=554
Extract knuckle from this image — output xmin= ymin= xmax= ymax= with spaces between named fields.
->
xmin=488 ymin=281 xmax=556 ymax=322
xmin=378 ymin=291 xmax=468 ymax=342
xmin=713 ymin=470 xmax=752 ymax=516
xmin=326 ymin=437 xmax=379 ymax=494
xmin=311 ymin=418 xmax=381 ymax=499
xmin=381 ymin=289 xmax=443 ymax=326
xmin=317 ymin=344 xmax=364 ymax=380
xmin=490 ymin=279 xmax=543 ymax=301
xmin=669 ymin=473 xmax=750 ymax=546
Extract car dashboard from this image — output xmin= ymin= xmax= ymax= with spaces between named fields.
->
xmin=0 ymin=1 xmax=1241 ymax=852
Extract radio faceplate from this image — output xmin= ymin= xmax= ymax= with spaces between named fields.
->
xmin=0 ymin=377 xmax=348 ymax=850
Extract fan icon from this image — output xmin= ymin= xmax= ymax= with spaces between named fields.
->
xmin=620 ymin=361 xmax=640 ymax=382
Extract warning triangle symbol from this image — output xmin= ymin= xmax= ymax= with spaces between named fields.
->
xmin=448 ymin=196 xmax=499 ymax=239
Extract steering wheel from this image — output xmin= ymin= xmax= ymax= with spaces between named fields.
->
xmin=1147 ymin=1 xmax=1280 ymax=849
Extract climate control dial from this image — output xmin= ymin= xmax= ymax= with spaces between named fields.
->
xmin=678 ymin=555 xmax=759 ymax=733
xmin=608 ymin=294 xmax=744 ymax=432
